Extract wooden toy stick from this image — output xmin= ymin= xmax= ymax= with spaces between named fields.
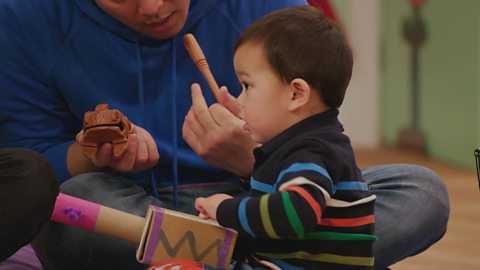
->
xmin=183 ymin=33 xmax=221 ymax=101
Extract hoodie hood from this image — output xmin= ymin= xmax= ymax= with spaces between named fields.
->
xmin=73 ymin=0 xmax=219 ymax=44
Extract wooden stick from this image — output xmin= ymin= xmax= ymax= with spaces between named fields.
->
xmin=183 ymin=33 xmax=221 ymax=101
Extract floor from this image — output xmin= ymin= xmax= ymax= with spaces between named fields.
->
xmin=354 ymin=147 xmax=480 ymax=270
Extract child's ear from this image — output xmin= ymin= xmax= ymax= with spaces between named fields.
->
xmin=288 ymin=78 xmax=311 ymax=111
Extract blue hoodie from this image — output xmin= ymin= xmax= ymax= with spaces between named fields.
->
xmin=0 ymin=0 xmax=306 ymax=189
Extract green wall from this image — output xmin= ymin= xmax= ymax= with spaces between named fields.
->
xmin=382 ymin=0 xmax=480 ymax=169
xmin=330 ymin=0 xmax=349 ymax=24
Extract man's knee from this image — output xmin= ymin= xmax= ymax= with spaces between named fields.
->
xmin=60 ymin=172 xmax=138 ymax=199
xmin=0 ymin=148 xmax=59 ymax=261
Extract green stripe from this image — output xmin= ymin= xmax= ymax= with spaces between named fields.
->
xmin=256 ymin=251 xmax=374 ymax=267
xmin=306 ymin=231 xmax=378 ymax=241
xmin=260 ymin=194 xmax=279 ymax=239
xmin=281 ymin=192 xmax=304 ymax=239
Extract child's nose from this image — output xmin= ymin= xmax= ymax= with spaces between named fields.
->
xmin=138 ymin=0 xmax=164 ymax=17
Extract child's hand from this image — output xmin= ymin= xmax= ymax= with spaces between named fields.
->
xmin=194 ymin=193 xmax=232 ymax=221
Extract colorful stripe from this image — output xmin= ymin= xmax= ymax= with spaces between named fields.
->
xmin=239 ymin=198 xmax=255 ymax=237
xmin=336 ymin=181 xmax=368 ymax=191
xmin=270 ymin=259 xmax=305 ymax=270
xmin=255 ymin=167 xmax=366 ymax=195
xmin=305 ymin=231 xmax=377 ymax=241
xmin=281 ymin=192 xmax=305 ymax=239
xmin=143 ymin=206 xmax=164 ymax=265
xmin=284 ymin=185 xmax=322 ymax=224
xmin=280 ymin=177 xmax=376 ymax=207
xmin=321 ymin=215 xmax=375 ymax=227
xmin=217 ymin=228 xmax=235 ymax=269
xmin=279 ymin=177 xmax=331 ymax=200
xmin=251 ymin=256 xmax=283 ymax=270
xmin=260 ymin=194 xmax=279 ymax=239
xmin=255 ymin=251 xmax=374 ymax=267
xmin=251 ymin=177 xmax=275 ymax=193
xmin=326 ymin=195 xmax=376 ymax=208
xmin=276 ymin=163 xmax=332 ymax=190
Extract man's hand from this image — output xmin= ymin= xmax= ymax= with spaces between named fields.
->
xmin=68 ymin=123 xmax=159 ymax=175
xmin=195 ymin=193 xmax=233 ymax=220
xmin=182 ymin=84 xmax=257 ymax=177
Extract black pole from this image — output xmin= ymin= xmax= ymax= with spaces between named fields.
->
xmin=410 ymin=6 xmax=425 ymax=130
xmin=474 ymin=149 xmax=480 ymax=190
xmin=398 ymin=0 xmax=427 ymax=153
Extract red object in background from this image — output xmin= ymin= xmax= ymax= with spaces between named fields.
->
xmin=308 ymin=0 xmax=337 ymax=21
xmin=307 ymin=0 xmax=350 ymax=50
xmin=410 ymin=0 xmax=424 ymax=8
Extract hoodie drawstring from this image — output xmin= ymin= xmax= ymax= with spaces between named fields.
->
xmin=135 ymin=40 xmax=159 ymax=199
xmin=135 ymin=39 xmax=179 ymax=206
xmin=170 ymin=39 xmax=179 ymax=207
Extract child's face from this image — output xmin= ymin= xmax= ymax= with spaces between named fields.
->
xmin=94 ymin=0 xmax=190 ymax=40
xmin=234 ymin=42 xmax=293 ymax=144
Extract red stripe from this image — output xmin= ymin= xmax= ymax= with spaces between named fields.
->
xmin=321 ymin=215 xmax=375 ymax=227
xmin=251 ymin=256 xmax=278 ymax=270
xmin=284 ymin=186 xmax=322 ymax=224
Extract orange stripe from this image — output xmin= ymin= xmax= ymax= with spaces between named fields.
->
xmin=284 ymin=186 xmax=322 ymax=224
xmin=321 ymin=215 xmax=375 ymax=227
xmin=251 ymin=256 xmax=278 ymax=270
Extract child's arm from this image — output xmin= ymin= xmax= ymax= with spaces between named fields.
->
xmin=194 ymin=193 xmax=233 ymax=220
xmin=216 ymin=189 xmax=327 ymax=239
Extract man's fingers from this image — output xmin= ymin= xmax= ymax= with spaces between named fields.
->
xmin=111 ymin=134 xmax=138 ymax=172
xmin=218 ymin=86 xmax=242 ymax=118
xmin=210 ymin=103 xmax=245 ymax=128
xmin=191 ymin=84 xmax=218 ymax=130
xmin=76 ymin=130 xmax=85 ymax=144
xmin=92 ymin=143 xmax=113 ymax=167
xmin=184 ymin=108 xmax=206 ymax=138
xmin=182 ymin=119 xmax=201 ymax=152
xmin=144 ymin=132 xmax=159 ymax=168
xmin=135 ymin=135 xmax=149 ymax=164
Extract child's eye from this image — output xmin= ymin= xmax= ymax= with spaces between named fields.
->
xmin=242 ymin=82 xmax=250 ymax=91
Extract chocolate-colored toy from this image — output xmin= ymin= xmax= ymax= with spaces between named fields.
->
xmin=82 ymin=104 xmax=132 ymax=159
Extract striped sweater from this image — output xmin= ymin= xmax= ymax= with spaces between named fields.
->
xmin=217 ymin=110 xmax=376 ymax=269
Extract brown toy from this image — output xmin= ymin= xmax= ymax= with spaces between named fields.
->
xmin=183 ymin=33 xmax=221 ymax=101
xmin=82 ymin=104 xmax=132 ymax=159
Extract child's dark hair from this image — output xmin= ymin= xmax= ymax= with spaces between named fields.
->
xmin=234 ymin=6 xmax=353 ymax=108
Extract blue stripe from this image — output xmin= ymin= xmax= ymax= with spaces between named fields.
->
xmin=250 ymin=177 xmax=274 ymax=193
xmin=238 ymin=198 xmax=255 ymax=237
xmin=275 ymin=163 xmax=333 ymax=190
xmin=270 ymin=259 xmax=305 ymax=270
xmin=251 ymin=164 xmax=366 ymax=195
xmin=336 ymin=181 xmax=369 ymax=191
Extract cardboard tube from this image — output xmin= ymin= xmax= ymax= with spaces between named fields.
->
xmin=95 ymin=206 xmax=145 ymax=244
xmin=183 ymin=33 xmax=221 ymax=101
xmin=51 ymin=193 xmax=145 ymax=244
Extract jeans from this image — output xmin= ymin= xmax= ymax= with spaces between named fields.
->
xmin=31 ymin=164 xmax=449 ymax=270
xmin=363 ymin=164 xmax=449 ymax=269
